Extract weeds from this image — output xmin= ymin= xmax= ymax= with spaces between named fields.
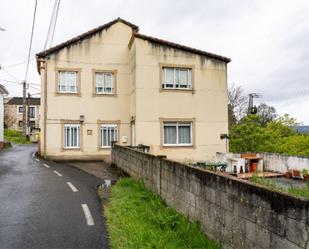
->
xmin=104 ymin=177 xmax=220 ymax=249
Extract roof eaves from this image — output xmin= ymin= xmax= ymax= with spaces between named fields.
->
xmin=134 ymin=33 xmax=231 ymax=63
xmin=0 ymin=84 xmax=9 ymax=95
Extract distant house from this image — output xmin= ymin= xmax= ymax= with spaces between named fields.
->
xmin=296 ymin=126 xmax=309 ymax=134
xmin=4 ymin=97 xmax=41 ymax=131
xmin=36 ymin=17 xmax=230 ymax=161
xmin=0 ymin=84 xmax=9 ymax=146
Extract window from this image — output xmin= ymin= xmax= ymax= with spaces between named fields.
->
xmin=58 ymin=71 xmax=78 ymax=93
xmin=29 ymin=121 xmax=35 ymax=128
xmin=100 ymin=124 xmax=117 ymax=148
xmin=18 ymin=121 xmax=23 ymax=127
xmin=18 ymin=106 xmax=23 ymax=113
xmin=64 ymin=124 xmax=80 ymax=149
xmin=163 ymin=122 xmax=192 ymax=146
xmin=29 ymin=106 xmax=35 ymax=119
xmin=162 ymin=67 xmax=192 ymax=89
xmin=95 ymin=72 xmax=114 ymax=94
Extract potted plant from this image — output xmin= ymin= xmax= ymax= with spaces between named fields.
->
xmin=292 ymin=169 xmax=301 ymax=178
xmin=302 ymin=169 xmax=309 ymax=181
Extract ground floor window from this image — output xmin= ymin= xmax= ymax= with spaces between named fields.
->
xmin=163 ymin=122 xmax=192 ymax=146
xmin=64 ymin=124 xmax=80 ymax=149
xmin=100 ymin=124 xmax=117 ymax=148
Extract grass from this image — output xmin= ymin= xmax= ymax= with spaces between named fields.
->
xmin=250 ymin=174 xmax=309 ymax=198
xmin=102 ymin=177 xmax=220 ymax=249
xmin=4 ymin=129 xmax=31 ymax=144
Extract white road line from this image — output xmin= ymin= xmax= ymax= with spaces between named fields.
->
xmin=35 ymin=158 xmax=40 ymax=162
xmin=81 ymin=204 xmax=95 ymax=226
xmin=43 ymin=163 xmax=50 ymax=168
xmin=53 ymin=170 xmax=62 ymax=177
xmin=67 ymin=182 xmax=78 ymax=192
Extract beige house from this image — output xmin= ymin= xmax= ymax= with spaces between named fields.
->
xmin=0 ymin=84 xmax=9 ymax=146
xmin=36 ymin=18 xmax=230 ymax=161
xmin=4 ymin=97 xmax=41 ymax=131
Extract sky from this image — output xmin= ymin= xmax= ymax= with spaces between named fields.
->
xmin=0 ymin=0 xmax=309 ymax=124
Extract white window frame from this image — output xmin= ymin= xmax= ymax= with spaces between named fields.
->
xmin=100 ymin=124 xmax=118 ymax=148
xmin=58 ymin=71 xmax=78 ymax=93
xmin=163 ymin=122 xmax=193 ymax=146
xmin=162 ymin=67 xmax=192 ymax=89
xmin=64 ymin=124 xmax=80 ymax=149
xmin=95 ymin=72 xmax=114 ymax=94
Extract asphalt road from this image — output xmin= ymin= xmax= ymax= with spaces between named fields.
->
xmin=0 ymin=144 xmax=109 ymax=249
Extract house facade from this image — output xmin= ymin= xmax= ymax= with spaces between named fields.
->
xmin=36 ymin=18 xmax=230 ymax=161
xmin=4 ymin=97 xmax=41 ymax=131
xmin=0 ymin=84 xmax=9 ymax=146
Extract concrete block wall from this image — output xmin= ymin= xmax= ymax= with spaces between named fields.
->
xmin=112 ymin=144 xmax=309 ymax=249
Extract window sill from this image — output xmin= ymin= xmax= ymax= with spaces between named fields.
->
xmin=92 ymin=93 xmax=117 ymax=97
xmin=162 ymin=144 xmax=194 ymax=148
xmin=56 ymin=92 xmax=81 ymax=96
xmin=62 ymin=147 xmax=81 ymax=151
xmin=99 ymin=147 xmax=112 ymax=151
xmin=159 ymin=88 xmax=194 ymax=93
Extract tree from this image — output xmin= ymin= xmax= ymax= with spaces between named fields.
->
xmin=228 ymin=83 xmax=248 ymax=130
xmin=256 ymin=103 xmax=277 ymax=126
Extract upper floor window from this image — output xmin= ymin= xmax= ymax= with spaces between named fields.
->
xmin=58 ymin=71 xmax=78 ymax=93
xmin=162 ymin=67 xmax=192 ymax=89
xmin=95 ymin=72 xmax=114 ymax=94
xmin=18 ymin=106 xmax=23 ymax=113
xmin=29 ymin=106 xmax=35 ymax=119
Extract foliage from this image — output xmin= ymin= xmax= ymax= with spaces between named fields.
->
xmin=256 ymin=103 xmax=277 ymax=126
xmin=250 ymin=175 xmax=309 ymax=198
xmin=103 ymin=178 xmax=220 ymax=249
xmin=4 ymin=129 xmax=31 ymax=144
xmin=229 ymin=114 xmax=309 ymax=157
xmin=302 ymin=169 xmax=308 ymax=176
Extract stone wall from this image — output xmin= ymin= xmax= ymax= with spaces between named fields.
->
xmin=112 ymin=144 xmax=309 ymax=249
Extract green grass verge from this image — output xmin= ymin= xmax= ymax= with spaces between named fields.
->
xmin=103 ymin=177 xmax=220 ymax=249
xmin=250 ymin=175 xmax=309 ymax=198
xmin=4 ymin=129 xmax=31 ymax=144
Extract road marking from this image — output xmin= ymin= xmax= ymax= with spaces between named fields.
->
xmin=53 ymin=170 xmax=62 ymax=177
xmin=67 ymin=182 xmax=78 ymax=192
xmin=35 ymin=158 xmax=40 ymax=162
xmin=43 ymin=163 xmax=50 ymax=168
xmin=81 ymin=204 xmax=95 ymax=226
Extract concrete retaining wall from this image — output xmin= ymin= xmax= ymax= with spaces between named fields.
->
xmin=112 ymin=144 xmax=309 ymax=249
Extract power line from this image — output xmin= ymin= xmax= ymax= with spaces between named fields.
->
xmin=24 ymin=0 xmax=38 ymax=82
xmin=44 ymin=0 xmax=60 ymax=49
xmin=50 ymin=0 xmax=61 ymax=48
xmin=3 ymin=58 xmax=35 ymax=68
xmin=0 ymin=66 xmax=20 ymax=81
xmin=0 ymin=78 xmax=39 ymax=86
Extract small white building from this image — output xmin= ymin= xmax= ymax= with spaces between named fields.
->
xmin=0 ymin=84 xmax=9 ymax=145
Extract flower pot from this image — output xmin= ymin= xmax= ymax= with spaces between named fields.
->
xmin=292 ymin=170 xmax=301 ymax=177
xmin=286 ymin=171 xmax=292 ymax=178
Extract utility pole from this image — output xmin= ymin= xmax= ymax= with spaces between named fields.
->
xmin=27 ymin=93 xmax=31 ymax=139
xmin=22 ymin=80 xmax=27 ymax=137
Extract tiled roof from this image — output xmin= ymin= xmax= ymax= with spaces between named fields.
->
xmin=36 ymin=17 xmax=230 ymax=63
xmin=36 ymin=17 xmax=139 ymax=58
xmin=133 ymin=33 xmax=231 ymax=63
xmin=0 ymin=84 xmax=8 ymax=95
xmin=7 ymin=97 xmax=40 ymax=105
